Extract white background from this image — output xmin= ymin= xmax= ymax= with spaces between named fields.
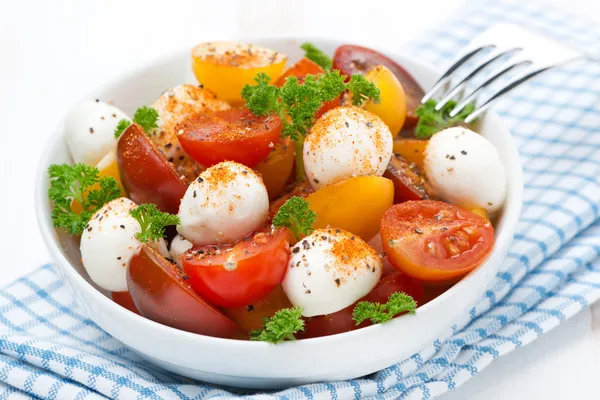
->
xmin=2 ymin=0 xmax=600 ymax=398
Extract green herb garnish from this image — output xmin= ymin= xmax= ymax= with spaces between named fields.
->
xmin=272 ymin=196 xmax=316 ymax=241
xmin=414 ymin=99 xmax=475 ymax=138
xmin=114 ymin=106 xmax=160 ymax=139
xmin=353 ymin=292 xmax=417 ymax=325
xmin=129 ymin=203 xmax=180 ymax=243
xmin=250 ymin=306 xmax=305 ymax=344
xmin=300 ymin=42 xmax=332 ymax=70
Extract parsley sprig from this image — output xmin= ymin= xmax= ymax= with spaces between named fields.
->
xmin=114 ymin=106 xmax=160 ymax=139
xmin=300 ymin=42 xmax=332 ymax=70
xmin=48 ymin=163 xmax=121 ymax=235
xmin=414 ymin=99 xmax=475 ymax=138
xmin=129 ymin=204 xmax=180 ymax=243
xmin=353 ymin=292 xmax=417 ymax=325
xmin=242 ymin=70 xmax=379 ymax=179
xmin=250 ymin=306 xmax=305 ymax=344
xmin=272 ymin=196 xmax=316 ymax=241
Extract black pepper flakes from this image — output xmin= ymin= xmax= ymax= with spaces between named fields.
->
xmin=305 ymin=289 xmax=312 ymax=294
xmin=120 ymin=225 xmax=125 ymax=229
xmin=345 ymin=121 xmax=350 ymax=128
xmin=247 ymin=304 xmax=254 ymax=311
xmin=165 ymin=143 xmax=173 ymax=149
xmin=440 ymin=227 xmax=448 ymax=232
xmin=321 ymin=235 xmax=328 ymax=241
xmin=179 ymin=155 xmax=185 ymax=161
xmin=197 ymin=177 xmax=204 ymax=183
xmin=242 ymin=170 xmax=248 ymax=175
xmin=89 ymin=127 xmax=94 ymax=134
xmin=86 ymin=226 xmax=92 ymax=232
xmin=193 ymin=190 xmax=197 ymax=198
xmin=302 ymin=240 xmax=310 ymax=250
xmin=168 ymin=157 xmax=174 ymax=162
xmin=95 ymin=99 xmax=99 ymax=103
xmin=365 ymin=122 xmax=373 ymax=128
xmin=117 ymin=256 xmax=121 ymax=260
xmin=461 ymin=150 xmax=467 ymax=155
xmin=292 ymin=247 xmax=300 ymax=254
xmin=182 ymin=275 xmax=190 ymax=280
xmin=313 ymin=178 xmax=320 ymax=184
xmin=449 ymin=155 xmax=456 ymax=160
xmin=414 ymin=228 xmax=423 ymax=234
xmin=334 ymin=278 xmax=341 ymax=287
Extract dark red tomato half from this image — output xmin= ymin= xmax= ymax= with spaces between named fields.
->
xmin=116 ymin=124 xmax=187 ymax=214
xmin=302 ymin=272 xmax=424 ymax=338
xmin=182 ymin=228 xmax=290 ymax=308
xmin=383 ymin=154 xmax=439 ymax=203
xmin=127 ymin=244 xmax=240 ymax=338
xmin=111 ymin=291 xmax=140 ymax=315
xmin=333 ymin=44 xmax=424 ymax=129
xmin=178 ymin=107 xmax=283 ymax=168
xmin=275 ymin=57 xmax=341 ymax=120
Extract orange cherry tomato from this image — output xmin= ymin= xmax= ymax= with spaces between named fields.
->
xmin=182 ymin=228 xmax=290 ymax=308
xmin=111 ymin=291 xmax=140 ymax=315
xmin=333 ymin=44 xmax=424 ymax=128
xmin=384 ymin=154 xmax=439 ymax=204
xmin=303 ymin=272 xmax=424 ymax=338
xmin=275 ymin=58 xmax=341 ymax=120
xmin=127 ymin=244 xmax=240 ymax=338
xmin=364 ymin=65 xmax=407 ymax=136
xmin=392 ymin=138 xmax=428 ymax=170
xmin=255 ymin=138 xmax=295 ymax=200
xmin=381 ymin=201 xmax=495 ymax=281
xmin=224 ymin=285 xmax=293 ymax=333
xmin=178 ymin=107 xmax=282 ymax=168
xmin=116 ymin=124 xmax=187 ymax=214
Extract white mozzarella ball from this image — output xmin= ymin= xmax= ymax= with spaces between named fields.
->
xmin=424 ymin=127 xmax=507 ymax=214
xmin=177 ymin=161 xmax=269 ymax=245
xmin=149 ymin=84 xmax=230 ymax=162
xmin=80 ymin=198 xmax=168 ymax=292
xmin=170 ymin=234 xmax=193 ymax=269
xmin=282 ymin=229 xmax=382 ymax=317
xmin=303 ymin=106 xmax=393 ymax=189
xmin=65 ymin=100 xmax=129 ymax=165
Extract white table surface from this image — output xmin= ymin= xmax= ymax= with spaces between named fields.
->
xmin=2 ymin=0 xmax=599 ymax=398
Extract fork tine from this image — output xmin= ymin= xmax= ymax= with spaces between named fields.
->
xmin=449 ymin=59 xmax=532 ymax=118
xmin=435 ymin=48 xmax=522 ymax=111
xmin=421 ymin=45 xmax=495 ymax=103
xmin=464 ymin=65 xmax=553 ymax=123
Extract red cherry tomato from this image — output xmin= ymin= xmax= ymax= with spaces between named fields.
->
xmin=303 ymin=272 xmax=424 ymax=338
xmin=333 ymin=45 xmax=424 ymax=129
xmin=275 ymin=58 xmax=341 ymax=120
xmin=116 ymin=124 xmax=187 ymax=214
xmin=127 ymin=244 xmax=240 ymax=338
xmin=111 ymin=291 xmax=140 ymax=315
xmin=381 ymin=201 xmax=495 ymax=281
xmin=182 ymin=228 xmax=290 ymax=308
xmin=178 ymin=107 xmax=282 ymax=168
xmin=383 ymin=154 xmax=439 ymax=203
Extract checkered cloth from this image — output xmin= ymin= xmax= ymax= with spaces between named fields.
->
xmin=6 ymin=0 xmax=600 ymax=398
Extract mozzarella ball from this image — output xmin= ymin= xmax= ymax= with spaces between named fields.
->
xmin=282 ymin=228 xmax=382 ymax=317
xmin=424 ymin=127 xmax=506 ymax=214
xmin=303 ymin=106 xmax=393 ymax=189
xmin=170 ymin=234 xmax=193 ymax=269
xmin=80 ymin=198 xmax=168 ymax=291
xmin=177 ymin=161 xmax=269 ymax=245
xmin=65 ymin=100 xmax=129 ymax=165
xmin=149 ymin=84 xmax=230 ymax=163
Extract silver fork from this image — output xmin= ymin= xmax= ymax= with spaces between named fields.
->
xmin=422 ymin=23 xmax=588 ymax=123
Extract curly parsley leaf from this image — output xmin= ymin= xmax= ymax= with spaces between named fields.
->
xmin=414 ymin=99 xmax=476 ymax=138
xmin=300 ymin=42 xmax=332 ymax=70
xmin=133 ymin=106 xmax=159 ymax=134
xmin=114 ymin=119 xmax=131 ymax=139
xmin=249 ymin=306 xmax=305 ymax=344
xmin=353 ymin=292 xmax=417 ymax=325
xmin=48 ymin=163 xmax=121 ymax=235
xmin=272 ymin=196 xmax=316 ymax=240
xmin=129 ymin=203 xmax=180 ymax=243
xmin=347 ymin=74 xmax=382 ymax=106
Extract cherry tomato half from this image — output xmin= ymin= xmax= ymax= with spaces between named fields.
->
xmin=116 ymin=124 xmax=187 ymax=214
xmin=303 ymin=272 xmax=424 ymax=338
xmin=381 ymin=201 xmax=495 ymax=281
xmin=384 ymin=154 xmax=439 ymax=203
xmin=275 ymin=58 xmax=341 ymax=120
xmin=182 ymin=228 xmax=290 ymax=308
xmin=178 ymin=107 xmax=283 ymax=168
xmin=333 ymin=45 xmax=424 ymax=129
xmin=127 ymin=244 xmax=240 ymax=338
xmin=111 ymin=291 xmax=140 ymax=315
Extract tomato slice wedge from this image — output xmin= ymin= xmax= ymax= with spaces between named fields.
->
xmin=178 ymin=107 xmax=282 ymax=168
xmin=128 ymin=244 xmax=240 ymax=338
xmin=332 ymin=45 xmax=424 ymax=128
xmin=384 ymin=154 xmax=439 ymax=203
xmin=381 ymin=201 xmax=495 ymax=281
xmin=111 ymin=291 xmax=140 ymax=315
xmin=116 ymin=124 xmax=187 ymax=214
xmin=182 ymin=227 xmax=290 ymax=308
xmin=303 ymin=272 xmax=424 ymax=338
xmin=275 ymin=58 xmax=341 ymax=120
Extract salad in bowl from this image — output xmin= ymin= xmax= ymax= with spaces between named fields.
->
xmin=37 ymin=38 xmax=521 ymax=387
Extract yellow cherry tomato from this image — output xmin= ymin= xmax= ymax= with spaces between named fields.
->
xmin=471 ymin=208 xmax=489 ymax=220
xmin=191 ymin=42 xmax=287 ymax=106
xmin=364 ymin=65 xmax=407 ymax=137
xmin=392 ymin=138 xmax=428 ymax=170
xmin=255 ymin=138 xmax=295 ymax=200
xmin=307 ymin=176 xmax=394 ymax=242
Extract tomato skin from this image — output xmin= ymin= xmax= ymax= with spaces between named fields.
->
xmin=178 ymin=108 xmax=283 ymax=168
xmin=275 ymin=58 xmax=341 ymax=120
xmin=116 ymin=124 xmax=187 ymax=214
xmin=381 ymin=201 xmax=495 ymax=281
xmin=255 ymin=138 xmax=295 ymax=200
xmin=384 ymin=154 xmax=439 ymax=204
xmin=111 ymin=291 xmax=140 ymax=315
xmin=127 ymin=244 xmax=240 ymax=338
xmin=333 ymin=45 xmax=424 ymax=129
xmin=182 ymin=228 xmax=290 ymax=308
xmin=303 ymin=272 xmax=424 ymax=338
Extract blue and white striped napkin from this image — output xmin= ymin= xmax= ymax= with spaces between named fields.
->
xmin=6 ymin=0 xmax=600 ymax=398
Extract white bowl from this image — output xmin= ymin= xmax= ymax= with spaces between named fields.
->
xmin=35 ymin=38 xmax=523 ymax=389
